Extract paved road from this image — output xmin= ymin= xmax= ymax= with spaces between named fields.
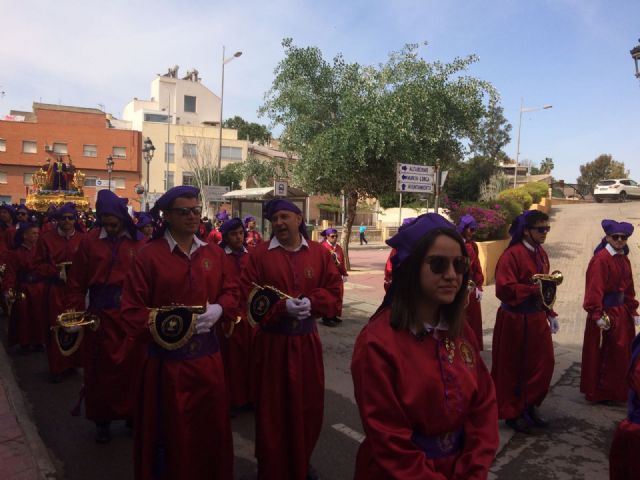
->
xmin=4 ymin=201 xmax=640 ymax=479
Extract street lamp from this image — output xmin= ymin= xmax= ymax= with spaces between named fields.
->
xmin=142 ymin=137 xmax=156 ymax=211
xmin=217 ymin=47 xmax=242 ymax=185
xmin=513 ymin=99 xmax=553 ymax=188
xmin=106 ymin=155 xmax=114 ymax=192
xmin=630 ymin=39 xmax=640 ymax=80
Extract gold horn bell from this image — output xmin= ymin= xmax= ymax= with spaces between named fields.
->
xmin=531 ymin=270 xmax=563 ymax=285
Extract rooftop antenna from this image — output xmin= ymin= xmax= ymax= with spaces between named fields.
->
xmin=98 ymin=103 xmax=105 ymax=112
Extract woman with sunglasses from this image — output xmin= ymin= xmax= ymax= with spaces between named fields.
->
xmin=457 ymin=214 xmax=485 ymax=350
xmin=581 ymin=220 xmax=639 ymax=404
xmin=351 ymin=213 xmax=498 ymax=479
xmin=491 ymin=210 xmax=558 ymax=434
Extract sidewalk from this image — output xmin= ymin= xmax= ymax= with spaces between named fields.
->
xmin=0 ymin=337 xmax=57 ymax=479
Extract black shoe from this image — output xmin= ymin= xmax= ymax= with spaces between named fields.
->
xmin=95 ymin=422 xmax=112 ymax=444
xmin=333 ymin=317 xmax=343 ymax=323
xmin=524 ymin=406 xmax=549 ymax=428
xmin=505 ymin=416 xmax=531 ymax=434
xmin=322 ymin=318 xmax=338 ymax=327
xmin=307 ymin=465 xmax=320 ymax=480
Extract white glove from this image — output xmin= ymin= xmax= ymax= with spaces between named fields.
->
xmin=634 ymin=316 xmax=640 ymax=327
xmin=342 ymin=276 xmax=348 ymax=283
xmin=59 ymin=266 xmax=67 ymax=283
xmin=475 ymin=288 xmax=483 ymax=301
xmin=286 ymin=297 xmax=312 ymax=320
xmin=195 ymin=303 xmax=223 ymax=334
xmin=596 ymin=317 xmax=610 ymax=330
xmin=548 ymin=316 xmax=559 ymax=334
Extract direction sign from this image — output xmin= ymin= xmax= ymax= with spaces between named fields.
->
xmin=202 ymin=185 xmax=230 ymax=202
xmin=397 ymin=173 xmax=434 ymax=184
xmin=396 ymin=181 xmax=434 ymax=193
xmin=397 ymin=163 xmax=435 ymax=175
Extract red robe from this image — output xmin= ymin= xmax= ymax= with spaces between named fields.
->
xmin=34 ymin=228 xmax=85 ymax=375
xmin=65 ymin=229 xmax=146 ymax=422
xmin=246 ymin=229 xmax=263 ymax=248
xmin=121 ymin=237 xmax=239 ymax=480
xmin=491 ymin=241 xmax=556 ymax=419
xmin=610 ymin=335 xmax=640 ymax=479
xmin=321 ymin=240 xmax=348 ymax=277
xmin=351 ymin=308 xmax=499 ymax=479
xmin=3 ymin=244 xmax=47 ymax=347
xmin=581 ymin=247 xmax=639 ymax=402
xmin=215 ymin=247 xmax=255 ymax=408
xmin=464 ymin=240 xmax=484 ymax=350
xmin=383 ymin=249 xmax=396 ymax=292
xmin=240 ymin=239 xmax=343 ymax=480
xmin=207 ymin=228 xmax=222 ymax=245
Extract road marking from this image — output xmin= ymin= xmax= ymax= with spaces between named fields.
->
xmin=332 ymin=423 xmax=365 ymax=443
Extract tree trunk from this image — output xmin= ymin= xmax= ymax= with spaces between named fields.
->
xmin=340 ymin=190 xmax=358 ymax=271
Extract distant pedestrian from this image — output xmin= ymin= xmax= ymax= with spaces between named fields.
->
xmin=581 ymin=219 xmax=639 ymax=403
xmin=351 ymin=213 xmax=498 ymax=478
xmin=359 ymin=223 xmax=368 ymax=245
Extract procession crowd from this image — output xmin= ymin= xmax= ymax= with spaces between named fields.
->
xmin=0 ymin=188 xmax=639 ymax=480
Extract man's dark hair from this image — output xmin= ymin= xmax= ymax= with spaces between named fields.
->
xmin=525 ymin=211 xmax=549 ymax=227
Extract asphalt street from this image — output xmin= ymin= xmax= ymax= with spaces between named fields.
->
xmin=2 ymin=200 xmax=640 ymax=479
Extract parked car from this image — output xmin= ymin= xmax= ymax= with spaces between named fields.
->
xmin=593 ymin=178 xmax=640 ymax=202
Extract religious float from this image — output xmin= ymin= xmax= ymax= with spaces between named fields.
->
xmin=25 ymin=156 xmax=90 ymax=212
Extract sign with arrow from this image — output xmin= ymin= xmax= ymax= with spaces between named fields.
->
xmin=396 ymin=163 xmax=435 ymax=193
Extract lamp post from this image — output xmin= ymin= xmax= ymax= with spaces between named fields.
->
xmin=142 ymin=137 xmax=156 ymax=211
xmin=513 ymin=99 xmax=553 ymax=188
xmin=217 ymin=47 xmax=242 ymax=186
xmin=630 ymin=39 xmax=640 ymax=80
xmin=106 ymin=155 xmax=114 ymax=192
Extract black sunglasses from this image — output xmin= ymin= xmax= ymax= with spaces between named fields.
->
xmin=60 ymin=215 xmax=75 ymax=221
xmin=328 ymin=234 xmax=337 ymax=238
xmin=424 ymin=255 xmax=470 ymax=275
xmin=168 ymin=206 xmax=203 ymax=216
xmin=610 ymin=234 xmax=629 ymax=241
xmin=529 ymin=226 xmax=551 ymax=234
xmin=16 ymin=211 xmax=27 ymax=216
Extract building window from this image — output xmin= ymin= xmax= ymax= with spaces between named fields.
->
xmin=0 ymin=172 xmax=7 ymax=184
xmin=183 ymin=143 xmax=197 ymax=158
xmin=22 ymin=141 xmax=37 ymax=154
xmin=113 ymin=177 xmax=126 ymax=189
xmin=184 ymin=95 xmax=197 ymax=113
xmin=53 ymin=143 xmax=68 ymax=154
xmin=221 ymin=146 xmax=243 ymax=161
xmin=0 ymin=139 xmax=6 ymax=152
xmin=165 ymin=143 xmax=175 ymax=163
xmin=164 ymin=171 xmax=175 ymax=190
xmin=144 ymin=113 xmax=169 ymax=122
xmin=0 ymin=195 xmax=11 ymax=204
xmin=83 ymin=144 xmax=97 ymax=157
xmin=84 ymin=176 xmax=97 ymax=187
xmin=23 ymin=173 xmax=33 ymax=186
xmin=112 ymin=146 xmax=127 ymax=159
xmin=182 ymin=172 xmax=196 ymax=186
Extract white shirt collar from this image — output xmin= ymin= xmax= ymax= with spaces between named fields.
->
xmin=224 ymin=245 xmax=248 ymax=254
xmin=522 ymin=239 xmax=536 ymax=252
xmin=606 ymin=243 xmax=622 ymax=256
xmin=268 ymin=235 xmax=309 ymax=252
xmin=164 ymin=229 xmax=206 ymax=258
xmin=99 ymin=227 xmax=132 ymax=240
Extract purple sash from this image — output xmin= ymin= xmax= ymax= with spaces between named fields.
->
xmin=603 ymin=292 xmax=624 ymax=308
xmin=412 ymin=427 xmax=464 ymax=459
xmin=17 ymin=271 xmax=43 ymax=283
xmin=260 ymin=316 xmax=317 ymax=336
xmin=89 ymin=284 xmax=122 ymax=310
xmin=500 ymin=298 xmax=543 ymax=314
xmin=148 ymin=332 xmax=219 ymax=361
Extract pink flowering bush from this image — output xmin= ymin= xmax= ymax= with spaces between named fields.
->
xmin=445 ymin=198 xmax=511 ymax=241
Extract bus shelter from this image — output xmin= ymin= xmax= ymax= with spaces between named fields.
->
xmin=222 ymin=186 xmax=309 ymax=239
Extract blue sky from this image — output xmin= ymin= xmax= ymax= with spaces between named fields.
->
xmin=1 ymin=0 xmax=638 ymax=183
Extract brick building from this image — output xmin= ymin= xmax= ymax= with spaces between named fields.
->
xmin=0 ymin=103 xmax=141 ymax=207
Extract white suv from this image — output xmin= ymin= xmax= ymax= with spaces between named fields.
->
xmin=593 ymin=178 xmax=640 ymax=203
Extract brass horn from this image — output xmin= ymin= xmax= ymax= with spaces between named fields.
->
xmin=55 ymin=310 xmax=100 ymax=331
xmin=531 ymin=270 xmax=563 ymax=285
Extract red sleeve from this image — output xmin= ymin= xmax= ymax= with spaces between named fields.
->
xmin=629 ymin=349 xmax=640 ymax=397
xmin=352 ymin=328 xmax=448 ymax=480
xmin=216 ymin=252 xmax=240 ymax=314
xmin=308 ymin=246 xmax=344 ymax=318
xmin=65 ymin=237 xmax=91 ymax=311
xmin=33 ymin=235 xmax=60 ymax=279
xmin=384 ymin=249 xmax=395 ymax=291
xmin=120 ymin=253 xmax=154 ymax=341
xmin=3 ymin=252 xmax=17 ymax=292
xmin=582 ymin=255 xmax=607 ymax=322
xmin=494 ymin=248 xmax=539 ymax=305
xmin=624 ymin=258 xmax=639 ymax=316
xmin=336 ymin=245 xmax=348 ymax=276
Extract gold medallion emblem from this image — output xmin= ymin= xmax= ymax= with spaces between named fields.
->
xmin=304 ymin=267 xmax=314 ymax=279
xmin=255 ymin=296 xmax=270 ymax=316
xmin=161 ymin=314 xmax=183 ymax=338
xmin=129 ymin=248 xmax=135 ymax=258
xmin=459 ymin=340 xmax=475 ymax=367
xmin=202 ymin=258 xmax=212 ymax=271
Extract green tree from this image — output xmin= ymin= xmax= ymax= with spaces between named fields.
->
xmin=223 ymin=116 xmax=272 ymax=144
xmin=260 ymin=39 xmax=496 ymax=266
xmin=447 ymin=155 xmax=499 ymax=202
xmin=470 ymin=98 xmax=512 ymax=161
xmin=239 ymin=155 xmax=292 ymax=187
xmin=539 ymin=157 xmax=554 ymax=174
xmin=577 ymin=154 xmax=628 ymax=191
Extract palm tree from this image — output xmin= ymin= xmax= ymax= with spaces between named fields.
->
xmin=540 ymin=157 xmax=554 ymax=174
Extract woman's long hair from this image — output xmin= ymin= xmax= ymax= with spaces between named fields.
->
xmin=389 ymin=227 xmax=470 ymax=338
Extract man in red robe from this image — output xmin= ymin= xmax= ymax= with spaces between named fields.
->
xmin=121 ymin=186 xmax=238 ymax=480
xmin=2 ymin=222 xmax=46 ymax=351
xmin=34 ymin=203 xmax=85 ymax=382
xmin=240 ymin=199 xmax=343 ymax=480
xmin=319 ymin=227 xmax=347 ymax=327
xmin=65 ymin=190 xmax=146 ymax=443
xmin=581 ymin=219 xmax=639 ymax=403
xmin=457 ymin=214 xmax=485 ymax=350
xmin=491 ymin=210 xmax=559 ymax=434
xmin=216 ymin=217 xmax=255 ymax=411
xmin=244 ymin=215 xmax=263 ymax=248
